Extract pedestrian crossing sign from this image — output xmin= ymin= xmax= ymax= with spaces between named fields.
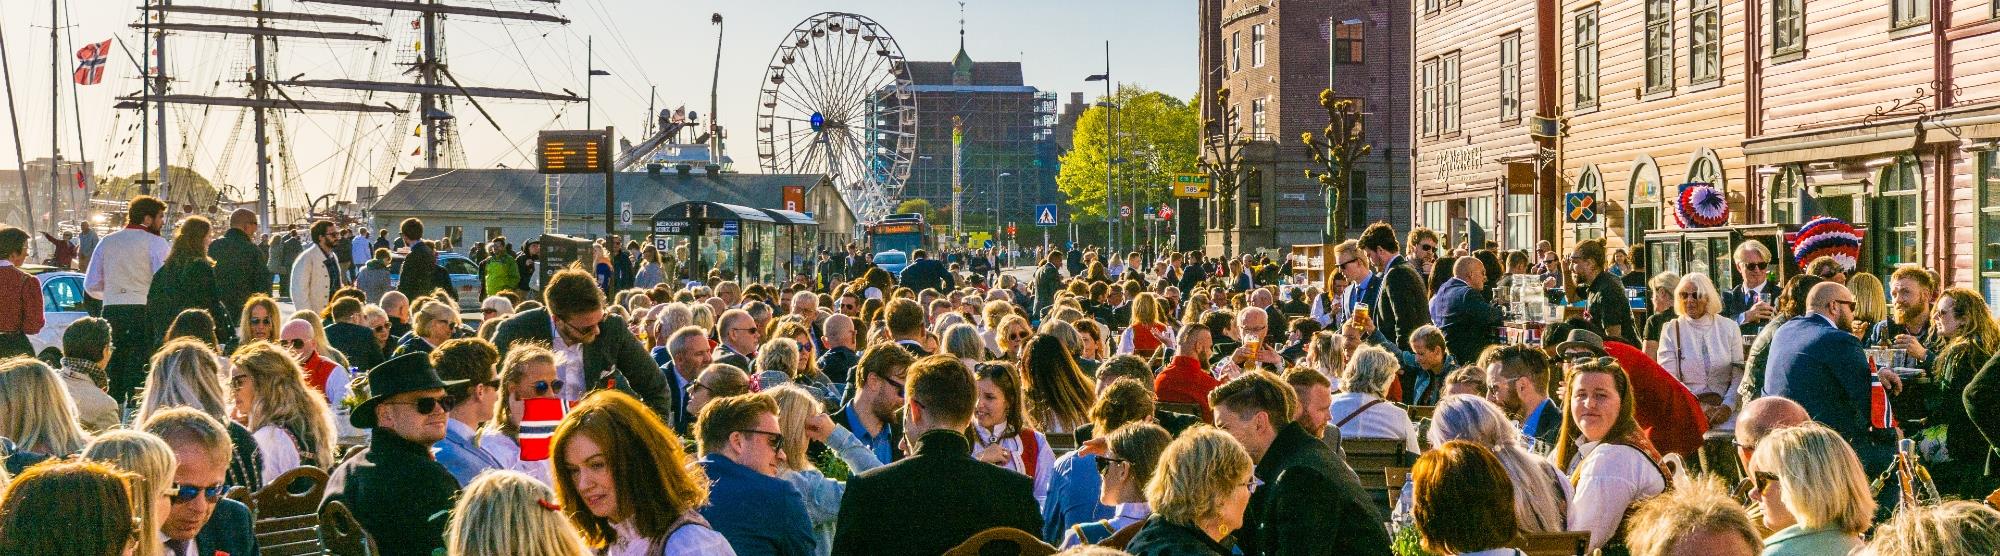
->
xmin=1035 ymin=204 xmax=1058 ymax=227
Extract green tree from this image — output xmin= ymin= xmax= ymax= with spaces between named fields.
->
xmin=1056 ymin=85 xmax=1199 ymax=229
xmin=894 ymin=198 xmax=936 ymax=222
xmin=97 ymin=166 xmax=223 ymax=209
xmin=1304 ymin=89 xmax=1371 ymax=244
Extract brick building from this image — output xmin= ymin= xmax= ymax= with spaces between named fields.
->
xmin=902 ymin=45 xmax=1060 ymax=238
xmin=1197 ymin=0 xmax=1413 ymax=257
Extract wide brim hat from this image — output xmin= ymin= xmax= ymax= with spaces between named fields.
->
xmin=1553 ymin=329 xmax=1608 ymax=357
xmin=350 ymin=352 xmax=464 ymax=429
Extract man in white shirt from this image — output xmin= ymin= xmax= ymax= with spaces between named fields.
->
xmin=290 ymin=221 xmax=343 ymax=314
xmin=84 ymin=195 xmax=170 ymax=401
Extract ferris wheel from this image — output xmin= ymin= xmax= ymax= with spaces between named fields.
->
xmin=755 ymin=12 xmax=916 ymax=224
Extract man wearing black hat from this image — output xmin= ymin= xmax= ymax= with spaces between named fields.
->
xmin=322 ymin=352 xmax=464 ymax=556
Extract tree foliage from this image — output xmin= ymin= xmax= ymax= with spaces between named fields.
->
xmin=1055 ymin=85 xmax=1199 ymax=224
xmin=96 ymin=166 xmax=222 ymax=208
xmin=893 ymin=198 xmax=936 ymax=222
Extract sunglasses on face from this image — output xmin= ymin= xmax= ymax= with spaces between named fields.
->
xmin=737 ymin=429 xmax=785 ymax=450
xmin=282 ymin=339 xmax=307 ymax=351
xmin=1833 ymin=300 xmax=1858 ymax=309
xmin=1417 ymin=243 xmax=1436 ymax=252
xmin=531 ymin=380 xmax=567 ymax=396
xmin=1094 ymin=456 xmax=1127 ymax=475
xmin=388 ymin=396 xmax=454 ymax=415
xmin=1678 ymin=291 xmax=1702 ymax=300
xmin=372 ymin=324 xmax=389 ymax=332
xmin=1750 ymin=471 xmax=1780 ymax=493
xmin=248 ymin=317 xmax=272 ymax=326
xmin=1743 ymin=262 xmax=1770 ymax=272
xmin=169 ymin=483 xmax=228 ymax=504
xmin=230 ymin=375 xmax=253 ymax=389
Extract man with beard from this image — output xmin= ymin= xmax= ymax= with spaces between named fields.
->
xmin=209 ymin=209 xmax=267 ymax=337
xmin=820 ymin=344 xmax=915 ymax=466
xmin=1764 ymin=282 xmax=1893 ymax=475
xmin=1871 ymin=266 xmax=1939 ymax=368
xmin=289 ymin=221 xmax=344 ymax=315
xmin=1568 ymin=238 xmax=1634 ymax=344
xmin=83 ymin=195 xmax=170 ymax=401
xmin=1481 ymin=344 xmax=1562 ymax=449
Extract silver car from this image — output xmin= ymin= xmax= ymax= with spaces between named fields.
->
xmin=26 ymin=265 xmax=88 ymax=355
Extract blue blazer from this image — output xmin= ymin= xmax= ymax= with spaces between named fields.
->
xmin=699 ymin=453 xmax=816 ymax=556
xmin=1763 ymin=313 xmax=1872 ymax=441
xmin=435 ymin=420 xmax=502 ymax=487
xmin=197 ymin=497 xmax=257 ymax=556
xmin=1428 ymin=277 xmax=1502 ymax=364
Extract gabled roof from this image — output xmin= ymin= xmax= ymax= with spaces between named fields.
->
xmin=905 ymin=60 xmax=1023 ymax=87
xmin=369 ymin=168 xmax=833 ymax=218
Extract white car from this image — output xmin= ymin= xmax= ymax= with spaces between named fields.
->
xmin=25 ymin=265 xmax=88 ymax=356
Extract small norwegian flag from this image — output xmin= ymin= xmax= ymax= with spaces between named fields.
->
xmin=74 ymin=170 xmax=85 ymax=189
xmin=519 ymin=397 xmax=564 ymax=461
xmin=74 ymin=39 xmax=111 ymax=86
xmin=1870 ymin=373 xmax=1897 ymax=430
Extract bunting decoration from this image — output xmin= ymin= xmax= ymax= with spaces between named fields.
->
xmin=1792 ymin=216 xmax=1863 ymax=272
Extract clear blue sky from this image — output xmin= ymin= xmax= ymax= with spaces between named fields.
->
xmin=0 ymin=0 xmax=1195 ymax=206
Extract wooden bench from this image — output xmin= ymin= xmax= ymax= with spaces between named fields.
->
xmin=1383 ymin=466 xmax=1412 ymax=511
xmin=1513 ymin=531 xmax=1591 ymax=556
xmin=1343 ymin=438 xmax=1411 ymax=518
xmin=318 ymin=500 xmax=377 ymax=556
xmin=1405 ymin=404 xmax=1435 ymax=421
xmin=250 ymin=466 xmax=331 ymax=556
xmin=944 ymin=526 xmax=1057 ymax=556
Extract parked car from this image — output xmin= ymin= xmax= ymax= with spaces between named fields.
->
xmin=25 ymin=265 xmax=88 ymax=356
xmin=391 ymin=251 xmax=485 ymax=311
xmin=873 ymin=250 xmax=909 ymax=276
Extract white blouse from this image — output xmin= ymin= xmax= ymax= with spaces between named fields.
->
xmin=1656 ymin=313 xmax=1744 ymax=430
xmin=1328 ymin=392 xmax=1420 ymax=454
xmin=1565 ymin=442 xmax=1666 ymax=552
xmin=251 ymin=425 xmax=302 ymax=487
xmin=604 ymin=516 xmax=735 ymax=556
xmin=972 ymin=423 xmax=1055 ymax=502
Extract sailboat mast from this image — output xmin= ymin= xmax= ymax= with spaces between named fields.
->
xmin=421 ymin=1 xmax=438 ymax=169
xmin=254 ymin=7 xmax=270 ymax=226
xmin=0 ymin=5 xmax=35 ymax=242
xmin=156 ymin=0 xmax=170 ymax=202
xmin=51 ymin=0 xmax=61 ymax=230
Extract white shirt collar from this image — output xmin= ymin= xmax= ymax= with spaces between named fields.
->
xmin=0 ymin=260 xmax=13 ymax=268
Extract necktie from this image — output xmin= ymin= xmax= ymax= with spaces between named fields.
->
xmin=164 ymin=538 xmax=191 ymax=556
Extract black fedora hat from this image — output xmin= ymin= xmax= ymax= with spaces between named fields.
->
xmin=351 ymin=352 xmax=464 ymax=429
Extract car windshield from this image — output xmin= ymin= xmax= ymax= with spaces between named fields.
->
xmin=874 ymin=253 xmax=906 ymax=265
xmin=443 ymin=258 xmax=479 ymax=275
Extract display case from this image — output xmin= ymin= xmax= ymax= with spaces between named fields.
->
xmin=1641 ymin=224 xmax=1797 ymax=293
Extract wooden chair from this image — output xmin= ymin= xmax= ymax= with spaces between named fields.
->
xmin=1100 ymin=520 xmax=1147 ymax=550
xmin=318 ymin=500 xmax=377 ymax=556
xmin=1382 ymin=466 xmax=1412 ymax=511
xmin=250 ymin=466 xmax=331 ymax=556
xmin=943 ymin=526 xmax=1058 ymax=556
xmin=1405 ymin=404 xmax=1435 ymax=421
xmin=1044 ymin=431 xmax=1079 ymax=453
xmin=224 ymin=485 xmax=252 ymax=505
xmin=1343 ymin=438 xmax=1409 ymax=518
xmin=1513 ymin=531 xmax=1591 ymax=556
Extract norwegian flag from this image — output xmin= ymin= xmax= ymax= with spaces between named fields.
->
xmin=74 ymin=39 xmax=111 ymax=86
xmin=519 ymin=397 xmax=565 ymax=461
xmin=74 ymin=170 xmax=85 ymax=189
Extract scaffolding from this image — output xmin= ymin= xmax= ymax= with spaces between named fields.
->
xmin=905 ymin=80 xmax=1059 ymax=236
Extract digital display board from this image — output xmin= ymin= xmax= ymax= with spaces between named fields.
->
xmin=538 ymin=130 xmax=609 ymax=174
xmin=871 ymin=223 xmax=921 ymax=235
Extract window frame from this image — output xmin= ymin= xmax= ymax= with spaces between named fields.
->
xmin=1872 ymin=154 xmax=1923 ymax=268
xmin=1441 ymin=51 xmax=1462 ymax=133
xmin=1573 ymin=5 xmax=1601 ymax=110
xmin=1231 ymin=31 xmax=1242 ymax=73
xmin=1420 ymin=57 xmax=1440 ymax=137
xmin=1426 ymin=0 xmax=1441 ymax=15
xmin=1628 ymin=157 xmax=1663 ymax=248
xmin=1772 ymin=0 xmax=1804 ymax=58
xmin=1500 ymin=32 xmax=1523 ymax=123
xmin=1767 ymin=164 xmax=1803 ymax=226
xmin=1645 ymin=0 xmax=1676 ymax=94
xmin=1250 ymin=97 xmax=1268 ymax=140
xmin=1892 ymin=0 xmax=1930 ymax=29
xmin=1689 ymin=0 xmax=1721 ymax=85
xmin=1686 ymin=148 xmax=1727 ymax=195
xmin=1348 ymin=171 xmax=1370 ymax=228
xmin=1251 ymin=24 xmax=1267 ymax=68
xmin=1506 ymin=192 xmax=1536 ymax=250
xmin=1335 ymin=22 xmax=1365 ymax=65
xmin=1978 ymin=150 xmax=2000 ymax=308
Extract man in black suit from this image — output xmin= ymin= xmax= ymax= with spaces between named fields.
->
xmin=395 ymin=218 xmax=444 ymax=300
xmin=209 ymin=209 xmax=267 ymax=338
xmin=1211 ymin=371 xmax=1391 ymax=556
xmin=324 ymin=298 xmax=385 ymax=374
xmin=490 ymin=267 xmax=675 ymax=418
xmin=324 ymin=353 xmax=465 ymax=556
xmin=712 ymin=308 xmax=760 ymax=371
xmin=832 ymin=355 xmax=1041 ymax=556
xmin=1720 ymin=240 xmax=1781 ymax=336
xmin=897 ymin=249 xmax=956 ymax=294
xmin=816 ymin=314 xmax=861 ymax=385
xmin=144 ymin=407 xmax=257 ymax=556
xmin=1482 ymin=344 xmax=1563 ymax=450
xmin=1034 ymin=250 xmax=1065 ymax=318
xmin=1359 ymin=223 xmax=1430 ymax=352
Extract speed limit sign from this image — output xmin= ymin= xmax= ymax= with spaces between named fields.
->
xmin=1119 ymin=205 xmax=1132 ymax=218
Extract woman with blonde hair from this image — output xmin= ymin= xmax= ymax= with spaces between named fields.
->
xmin=149 ymin=215 xmax=224 ymax=342
xmin=1748 ymin=423 xmax=1875 ymax=555
xmin=1302 ymin=330 xmax=1345 ymax=387
xmin=446 ymin=470 xmax=592 ymax=556
xmin=994 ymin=313 xmax=1034 ymax=361
xmin=940 ymin=323 xmax=987 ymax=369
xmin=1927 ymin=287 xmax=2000 ymax=498
xmin=1329 ymin=345 xmax=1420 ymax=454
xmin=139 ymin=338 xmax=264 ymax=487
xmin=1656 ymin=271 xmax=1744 ymax=431
xmin=395 ymin=299 xmax=460 ymax=357
xmin=551 ymin=390 xmax=731 ymax=554
xmin=1125 ymin=426 xmax=1256 ymax=555
xmin=230 ymin=342 xmax=339 ymax=484
xmin=1859 ymin=500 xmax=2000 ymax=556
xmin=1844 ymin=272 xmax=1887 ymax=338
xmin=0 ymin=357 xmax=91 ymax=460
xmin=768 ymin=385 xmax=882 ymax=555
xmin=1425 ymin=394 xmax=1570 ymax=534
xmin=1121 ymin=292 xmax=1171 ymax=358
xmin=82 ymin=429 xmax=178 ymax=556
xmin=233 ymin=293 xmax=283 ymax=354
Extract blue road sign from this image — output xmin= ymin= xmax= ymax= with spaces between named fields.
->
xmin=1035 ymin=204 xmax=1058 ymax=227
xmin=984 ymin=239 xmax=995 ymax=249
xmin=721 ymin=220 xmax=740 ymax=236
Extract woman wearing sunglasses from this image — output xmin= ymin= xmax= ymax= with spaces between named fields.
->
xmin=82 ymin=429 xmax=177 ymax=556
xmin=1062 ymin=422 xmax=1170 ymax=548
xmin=232 ymin=294 xmax=283 ymax=355
xmin=1124 ymin=426 xmax=1255 ymax=556
xmin=394 ymin=300 xmax=460 ymax=358
xmin=230 ymin=342 xmax=339 ymax=486
xmin=138 ymin=338 xmax=265 ymax=488
xmin=553 ymin=390 xmax=733 ymax=555
xmin=1656 ymin=272 xmax=1744 ymax=432
xmin=1747 ymin=423 xmax=1874 ymax=556
xmin=476 ymin=344 xmax=563 ymax=486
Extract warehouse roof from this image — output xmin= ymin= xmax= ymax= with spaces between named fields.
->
xmin=370 ymin=168 xmax=834 ymax=218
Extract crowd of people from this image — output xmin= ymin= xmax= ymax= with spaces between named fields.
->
xmin=2 ymin=195 xmax=2000 ymax=556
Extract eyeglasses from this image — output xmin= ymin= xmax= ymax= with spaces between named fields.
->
xmin=482 ymin=309 xmax=498 ymax=316
xmin=1009 ymin=332 xmax=1031 ymax=342
xmin=1094 ymin=456 xmax=1127 ymax=475
xmin=1335 ymin=258 xmax=1360 ymax=269
xmin=736 ymin=429 xmax=785 ymax=450
xmin=1750 ymin=471 xmax=1781 ymax=493
xmin=282 ymin=339 xmax=307 ymax=351
xmin=230 ymin=374 xmax=253 ymax=389
xmin=1244 ymin=475 xmax=1265 ymax=492
xmin=531 ymin=380 xmax=567 ymax=396
xmin=731 ymin=327 xmax=761 ymax=337
xmin=1417 ymin=243 xmax=1436 ymax=252
xmin=1677 ymin=291 xmax=1703 ymax=300
xmin=372 ymin=324 xmax=389 ymax=332
xmin=386 ymin=396 xmax=454 ymax=414
xmin=248 ymin=317 xmax=272 ymax=326
xmin=168 ymin=483 xmax=229 ymax=504
xmin=686 ymin=382 xmax=710 ymax=397
xmin=1833 ymin=300 xmax=1858 ymax=309
xmin=1743 ymin=262 xmax=1771 ymax=272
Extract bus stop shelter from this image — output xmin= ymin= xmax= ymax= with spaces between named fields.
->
xmin=650 ymin=201 xmax=818 ymax=283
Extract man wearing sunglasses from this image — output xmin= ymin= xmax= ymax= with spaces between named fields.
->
xmin=714 ymin=308 xmax=763 ymax=371
xmin=696 ymin=393 xmax=815 ymax=556
xmin=663 ymin=326 xmax=716 ymax=432
xmin=430 ymin=338 xmax=504 ymax=487
xmin=325 ymin=352 xmax=465 ymax=556
xmin=144 ymin=408 xmax=256 ymax=556
xmin=280 ymin=318 xmax=349 ymax=405
xmin=1764 ymin=282 xmax=1897 ymax=477
xmin=1358 ymin=223 xmax=1430 ymax=352
xmin=490 ymin=267 xmax=675 ymax=418
xmin=1721 ymin=240 xmax=1781 ymax=335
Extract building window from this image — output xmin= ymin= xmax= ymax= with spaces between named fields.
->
xmin=1687 ymin=149 xmax=1724 ymax=194
xmin=1893 ymin=0 xmax=1929 ymax=28
xmin=1441 ymin=52 xmax=1461 ymax=133
xmin=1772 ymin=0 xmax=1804 ymax=56
xmin=1420 ymin=58 xmax=1439 ymax=137
xmin=1231 ymin=31 xmax=1241 ymax=73
xmin=1629 ymin=159 xmax=1662 ymax=247
xmin=1500 ymin=32 xmax=1522 ymax=122
xmin=1251 ymin=24 xmax=1267 ymax=68
xmin=1250 ymin=98 xmax=1267 ymax=139
xmin=1465 ymin=195 xmax=1495 ymax=249
xmin=1246 ymin=170 xmax=1265 ymax=228
xmin=1874 ymin=154 xmax=1921 ymax=267
xmin=1575 ymin=166 xmax=1606 ymax=242
xmin=1979 ymin=151 xmax=2000 ymax=305
xmin=1335 ymin=22 xmax=1365 ymax=64
xmin=1425 ymin=0 xmax=1440 ymax=14
xmin=1574 ymin=6 xmax=1600 ymax=109
xmin=1645 ymin=0 xmax=1675 ymax=93
xmin=1768 ymin=164 xmax=1802 ymax=225
xmin=1423 ymin=200 xmax=1448 ymax=232
xmin=1506 ymin=192 xmax=1536 ymax=250
xmin=1690 ymin=0 xmax=1721 ymax=84
xmin=1349 ymin=171 xmax=1369 ymax=228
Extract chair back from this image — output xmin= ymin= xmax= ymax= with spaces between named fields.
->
xmin=1044 ymin=431 xmax=1079 ymax=453
xmin=1383 ymin=466 xmax=1412 ymax=510
xmin=1343 ymin=438 xmax=1408 ymax=518
xmin=250 ymin=466 xmax=331 ymax=556
xmin=1100 ymin=520 xmax=1147 ymax=550
xmin=318 ymin=500 xmax=377 ymax=556
xmin=1406 ymin=404 xmax=1435 ymax=421
xmin=943 ymin=526 xmax=1058 ymax=556
xmin=1513 ymin=531 xmax=1591 ymax=556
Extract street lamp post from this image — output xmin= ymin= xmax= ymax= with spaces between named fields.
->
xmin=585 ymin=37 xmax=611 ymax=128
xmin=997 ymin=171 xmax=1013 ymax=245
xmin=1086 ymin=41 xmax=1113 ymax=255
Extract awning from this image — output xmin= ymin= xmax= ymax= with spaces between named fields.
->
xmin=650 ymin=201 xmax=775 ymax=224
xmin=759 ymin=208 xmax=819 ymax=226
xmin=1744 ymin=123 xmax=1919 ymax=165
xmin=1923 ymin=109 xmax=2000 ymax=143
